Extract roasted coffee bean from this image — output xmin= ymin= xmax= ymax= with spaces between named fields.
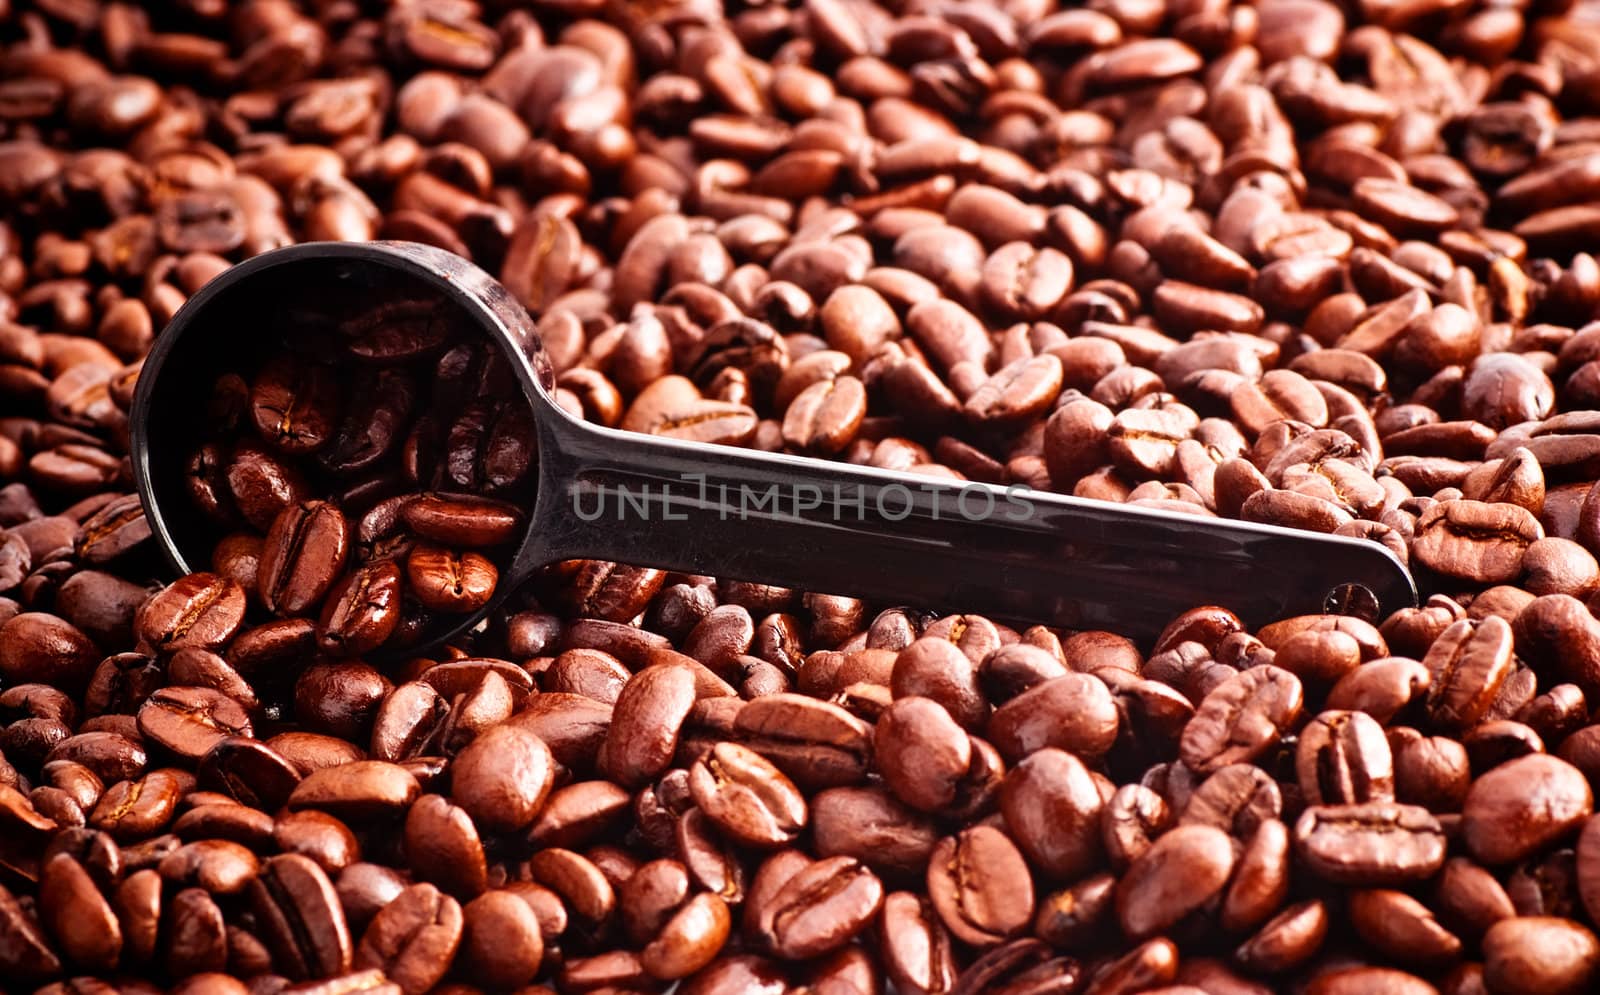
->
xmin=810 ymin=785 xmax=941 ymax=879
xmin=258 ymin=501 xmax=349 ymax=617
xmin=893 ymin=637 xmax=988 ymax=731
xmin=317 ymin=563 xmax=402 ymax=657
xmin=405 ymin=545 xmax=497 ymax=614
xmin=688 ymin=741 xmax=806 ymax=848
xmin=401 ymin=494 xmax=523 ymax=549
xmin=602 ymin=664 xmax=698 ymax=788
xmin=91 ymin=768 xmax=184 ymax=841
xmin=249 ymin=854 xmax=353 ymax=980
xmin=0 ymin=612 xmax=100 ymax=694
xmin=1413 ymin=501 xmax=1544 ymax=584
xmin=1463 ymin=754 xmax=1593 ymax=866
xmin=529 ymin=780 xmax=631 ymax=849
xmin=1295 ymin=803 xmax=1448 ymax=885
xmin=450 ymin=723 xmax=554 ymax=833
xmin=1117 ymin=824 xmax=1235 ymax=939
xmin=0 ymin=879 xmax=61 ymax=980
xmin=1034 ymin=872 xmax=1118 ymax=953
xmin=1000 ymin=748 xmax=1103 ymax=880
xmin=1221 ymin=819 xmax=1292 ymax=933
xmin=135 ymin=574 xmax=247 ymax=652
xmin=638 ymin=890 xmax=729 ymax=980
xmin=197 ymin=737 xmax=301 ymax=812
xmin=1482 ymin=916 xmax=1600 ymax=995
xmin=782 ymin=377 xmax=867 ymax=455
xmin=1181 ymin=665 xmax=1303 ymax=774
xmin=755 ymin=854 xmax=883 ymax=960
xmin=988 ymin=673 xmax=1118 ymax=764
xmin=462 ymin=890 xmax=545 ymax=988
xmin=73 ymin=494 xmax=150 ymax=565
xmin=352 ymin=882 xmax=462 ymax=995
xmin=879 ymin=890 xmax=959 ymax=994
xmin=1349 ymin=888 xmax=1462 ymax=968
xmin=289 ymin=762 xmax=420 ymax=822
xmin=138 ymin=687 xmax=252 ymax=762
xmin=403 ymin=794 xmax=486 ymax=900
xmin=1424 ymin=616 xmax=1515 ymax=731
xmin=734 ymin=693 xmax=873 ymax=790
xmin=875 ymin=696 xmax=973 ymax=814
xmin=926 ymin=826 xmax=1034 ymax=948
xmin=1297 ymin=710 xmax=1394 ymax=805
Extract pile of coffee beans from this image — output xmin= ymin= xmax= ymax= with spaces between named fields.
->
xmin=178 ymin=277 xmax=535 ymax=657
xmin=8 ymin=0 xmax=1600 ymax=993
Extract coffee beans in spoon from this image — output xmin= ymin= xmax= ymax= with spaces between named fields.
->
xmin=177 ymin=275 xmax=533 ymax=657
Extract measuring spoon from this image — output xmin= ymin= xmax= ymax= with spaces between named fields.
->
xmin=130 ymin=241 xmax=1418 ymax=653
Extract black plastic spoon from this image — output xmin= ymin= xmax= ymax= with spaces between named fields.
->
xmin=130 ymin=241 xmax=1418 ymax=653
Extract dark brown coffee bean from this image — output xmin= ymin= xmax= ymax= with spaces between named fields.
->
xmin=224 ymin=440 xmax=311 ymax=532
xmin=402 ymin=493 xmax=524 ymax=548
xmin=1000 ymin=748 xmax=1103 ymax=881
xmin=405 ymin=544 xmax=497 ymax=614
xmin=639 ymin=890 xmax=730 ymax=980
xmin=196 ymin=742 xmax=300 ymax=819
xmin=1181 ymin=665 xmax=1303 ymax=774
xmin=879 ymin=889 xmax=958 ymax=994
xmin=688 ymin=741 xmax=806 ymax=848
xmin=289 ymin=762 xmax=420 ymax=822
xmin=1413 ymin=501 xmax=1543 ymax=584
xmin=1233 ymin=899 xmax=1328 ymax=975
xmin=90 ymin=768 xmax=184 ymax=841
xmin=450 ymin=723 xmax=554 ymax=833
xmin=810 ymin=785 xmax=940 ymax=878
xmin=462 ymin=889 xmax=544 ymax=988
xmin=73 ymin=493 xmax=149 ymax=565
xmin=528 ymin=780 xmax=631 ymax=850
xmin=0 ymin=879 xmax=61 ymax=980
xmin=135 ymin=573 xmax=247 ymax=652
xmin=353 ymin=882 xmax=462 ymax=995
xmin=250 ymin=357 xmax=340 ymax=455
xmin=927 ymin=826 xmax=1034 ymax=948
xmin=1295 ymin=802 xmax=1448 ymax=885
xmin=1303 ymin=966 xmax=1438 ymax=995
xmin=40 ymin=851 xmax=121 ymax=971
xmin=1220 ymin=818 xmax=1291 ymax=933
xmin=1463 ymin=754 xmax=1592 ymax=866
xmin=634 ymin=393 xmax=758 ymax=445
xmin=754 ymin=854 xmax=883 ymax=960
xmin=138 ymin=687 xmax=252 ymax=763
xmin=781 ymin=376 xmax=867 ymax=456
xmin=0 ymin=611 xmax=100 ymax=694
xmin=249 ymin=853 xmax=353 ymax=980
xmin=528 ymin=846 xmax=617 ymax=930
xmin=1349 ymin=889 xmax=1462 ymax=969
xmin=1483 ymin=916 xmax=1600 ymax=995
xmin=987 ymin=673 xmax=1118 ymax=764
xmin=1423 ymin=616 xmax=1515 ymax=731
xmin=874 ymin=696 xmax=972 ymax=814
xmin=369 ymin=682 xmax=448 ymax=763
xmin=734 ymin=692 xmax=873 ymax=790
xmin=259 ymin=501 xmax=349 ymax=617
xmin=1117 ymin=824 xmax=1235 ymax=939
xmin=602 ymin=664 xmax=698 ymax=789
xmin=1297 ymin=710 xmax=1394 ymax=806
xmin=403 ymin=794 xmax=486 ymax=900
xmin=317 ymin=562 xmax=402 ymax=657
xmin=966 ymin=355 xmax=1064 ymax=426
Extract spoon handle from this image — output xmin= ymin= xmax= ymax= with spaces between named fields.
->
xmin=530 ymin=418 xmax=1418 ymax=643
